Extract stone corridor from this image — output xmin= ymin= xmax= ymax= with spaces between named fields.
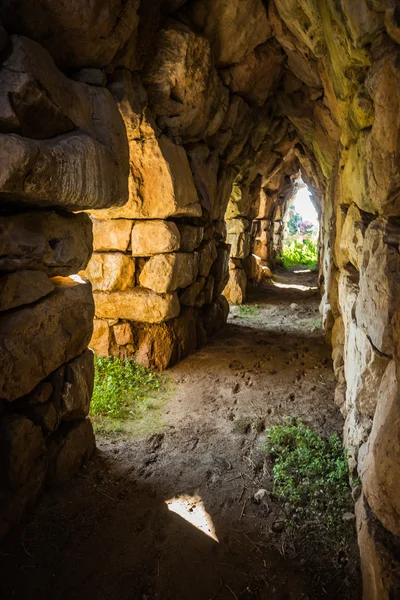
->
xmin=0 ymin=1 xmax=400 ymax=598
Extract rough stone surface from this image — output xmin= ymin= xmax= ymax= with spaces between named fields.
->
xmin=0 ymin=0 xmax=140 ymax=70
xmin=0 ymin=211 xmax=93 ymax=276
xmin=144 ymin=23 xmax=228 ymax=139
xmin=82 ymin=253 xmax=135 ymax=292
xmin=182 ymin=0 xmax=271 ymax=67
xmin=61 ymin=350 xmax=94 ymax=421
xmin=139 ymin=253 xmax=198 ymax=294
xmin=0 ymin=271 xmax=54 ymax=312
xmin=90 ymin=320 xmax=111 ymax=356
xmin=94 ymin=289 xmax=180 ymax=323
xmin=131 ymin=221 xmax=180 ymax=256
xmin=0 ymin=36 xmax=129 ymax=210
xmin=92 ymin=219 xmax=133 ymax=252
xmin=223 ymin=268 xmax=247 ymax=305
xmin=47 ymin=419 xmax=95 ymax=485
xmin=0 ymin=278 xmax=94 ymax=401
xmin=177 ymin=225 xmax=204 ymax=253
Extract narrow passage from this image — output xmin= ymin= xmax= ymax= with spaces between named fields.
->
xmin=0 ymin=271 xmax=360 ymax=600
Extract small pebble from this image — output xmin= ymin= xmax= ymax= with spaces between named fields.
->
xmin=342 ymin=512 xmax=356 ymax=523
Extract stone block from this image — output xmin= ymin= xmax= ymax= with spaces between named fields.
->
xmin=113 ymin=323 xmax=133 ymax=346
xmin=143 ymin=24 xmax=228 ymax=139
xmin=344 ymin=323 xmax=390 ymax=418
xmin=183 ymin=0 xmax=271 ymax=67
xmin=223 ymin=268 xmax=247 ymax=304
xmin=94 ymin=288 xmax=180 ymax=323
xmin=82 ymin=252 xmax=135 ymax=292
xmin=90 ymin=319 xmax=111 ymax=355
xmin=90 ymin=73 xmax=201 ymax=219
xmin=131 ymin=220 xmax=180 ymax=256
xmin=0 ymin=211 xmax=92 ymax=276
xmin=47 ymin=419 xmax=95 ymax=485
xmin=0 ymin=277 xmax=94 ymax=401
xmin=61 ymin=350 xmax=94 ymax=421
xmin=139 ymin=253 xmax=198 ymax=293
xmin=211 ymin=245 xmax=230 ymax=298
xmin=355 ymin=220 xmax=400 ymax=356
xmin=361 ymin=361 xmax=400 ymax=537
xmin=187 ymin=144 xmax=219 ymax=213
xmin=226 ymin=217 xmax=250 ymax=234
xmin=177 ymin=224 xmax=204 ymax=252
xmin=0 ymin=415 xmax=46 ymax=490
xmin=226 ymin=232 xmax=251 ymax=259
xmin=0 ymin=36 xmax=129 ymax=210
xmin=337 ymin=204 xmax=367 ymax=270
xmin=0 ymin=0 xmax=140 ymax=69
xmin=179 ymin=278 xmax=205 ymax=307
xmin=225 ymin=184 xmax=252 ymax=219
xmin=198 ymin=240 xmax=218 ymax=278
xmin=92 ymin=219 xmax=133 ymax=251
xmin=0 ymin=271 xmax=54 ymax=312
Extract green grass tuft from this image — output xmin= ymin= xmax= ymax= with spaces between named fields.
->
xmin=90 ymin=356 xmax=161 ymax=420
xmin=236 ymin=304 xmax=260 ymax=317
xmin=265 ymin=419 xmax=351 ymax=532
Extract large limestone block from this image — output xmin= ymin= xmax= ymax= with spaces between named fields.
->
xmin=225 ymin=184 xmax=252 ymax=219
xmin=183 ymin=0 xmax=271 ymax=66
xmin=355 ymin=494 xmax=399 ymax=600
xmin=0 ymin=0 xmax=140 ymax=70
xmin=0 ymin=415 xmax=45 ymax=490
xmin=92 ymin=219 xmax=133 ymax=251
xmin=227 ymin=232 xmax=251 ymax=259
xmin=47 ymin=419 xmax=95 ymax=485
xmin=177 ymin=225 xmax=204 ymax=253
xmin=0 ymin=277 xmax=94 ymax=401
xmin=360 ymin=361 xmax=400 ymax=537
xmin=179 ymin=278 xmax=205 ymax=307
xmin=220 ymin=40 xmax=285 ymax=106
xmin=90 ymin=320 xmax=111 ymax=356
xmin=355 ymin=220 xmax=400 ymax=356
xmin=344 ymin=322 xmax=390 ymax=418
xmin=139 ymin=253 xmax=198 ymax=293
xmin=0 ymin=211 xmax=92 ymax=276
xmin=211 ymin=245 xmax=230 ymax=298
xmin=0 ymin=271 xmax=54 ymax=312
xmin=213 ymin=166 xmax=236 ymax=221
xmin=131 ymin=221 xmax=180 ymax=256
xmin=223 ymin=268 xmax=247 ymax=305
xmin=365 ymin=52 xmax=400 ymax=216
xmin=82 ymin=252 xmax=135 ymax=292
xmin=61 ymin=350 xmax=94 ymax=421
xmin=226 ymin=218 xmax=250 ymax=235
xmin=337 ymin=204 xmax=367 ymax=270
xmin=94 ymin=288 xmax=180 ymax=323
xmin=210 ymin=96 xmax=254 ymax=166
xmin=186 ymin=144 xmax=219 ymax=214
xmin=198 ymin=241 xmax=218 ymax=277
xmin=143 ymin=23 xmax=228 ymax=140
xmin=0 ymin=36 xmax=128 ymax=210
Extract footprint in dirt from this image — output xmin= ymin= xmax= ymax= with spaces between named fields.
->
xmin=146 ymin=432 xmax=164 ymax=453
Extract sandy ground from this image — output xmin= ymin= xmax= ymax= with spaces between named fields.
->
xmin=0 ymin=271 xmax=360 ymax=600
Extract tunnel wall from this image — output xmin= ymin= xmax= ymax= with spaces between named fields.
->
xmin=0 ymin=2 xmax=400 ymax=597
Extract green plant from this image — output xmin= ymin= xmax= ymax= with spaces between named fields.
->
xmin=265 ymin=419 xmax=351 ymax=532
xmin=281 ymin=238 xmax=318 ymax=270
xmin=236 ymin=304 xmax=260 ymax=317
xmin=287 ymin=206 xmax=302 ymax=235
xmin=90 ymin=356 xmax=161 ymax=419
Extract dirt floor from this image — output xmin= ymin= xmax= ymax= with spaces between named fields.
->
xmin=0 ymin=271 xmax=361 ymax=600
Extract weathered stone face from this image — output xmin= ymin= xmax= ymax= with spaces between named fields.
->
xmin=0 ymin=36 xmax=129 ymax=210
xmin=0 ymin=278 xmax=94 ymax=402
xmin=0 ymin=211 xmax=93 ymax=276
xmin=131 ymin=221 xmax=180 ymax=256
xmin=139 ymin=253 xmax=198 ymax=293
xmin=81 ymin=253 xmax=135 ymax=292
xmin=94 ymin=288 xmax=180 ymax=323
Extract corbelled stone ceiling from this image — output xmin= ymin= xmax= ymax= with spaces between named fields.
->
xmin=0 ymin=1 xmax=399 ymax=597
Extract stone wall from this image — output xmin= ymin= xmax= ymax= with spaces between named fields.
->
xmin=1 ymin=1 xmax=400 ymax=596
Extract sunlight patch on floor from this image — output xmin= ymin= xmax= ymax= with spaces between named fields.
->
xmin=272 ymin=280 xmax=317 ymax=291
xmin=165 ymin=494 xmax=219 ymax=542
